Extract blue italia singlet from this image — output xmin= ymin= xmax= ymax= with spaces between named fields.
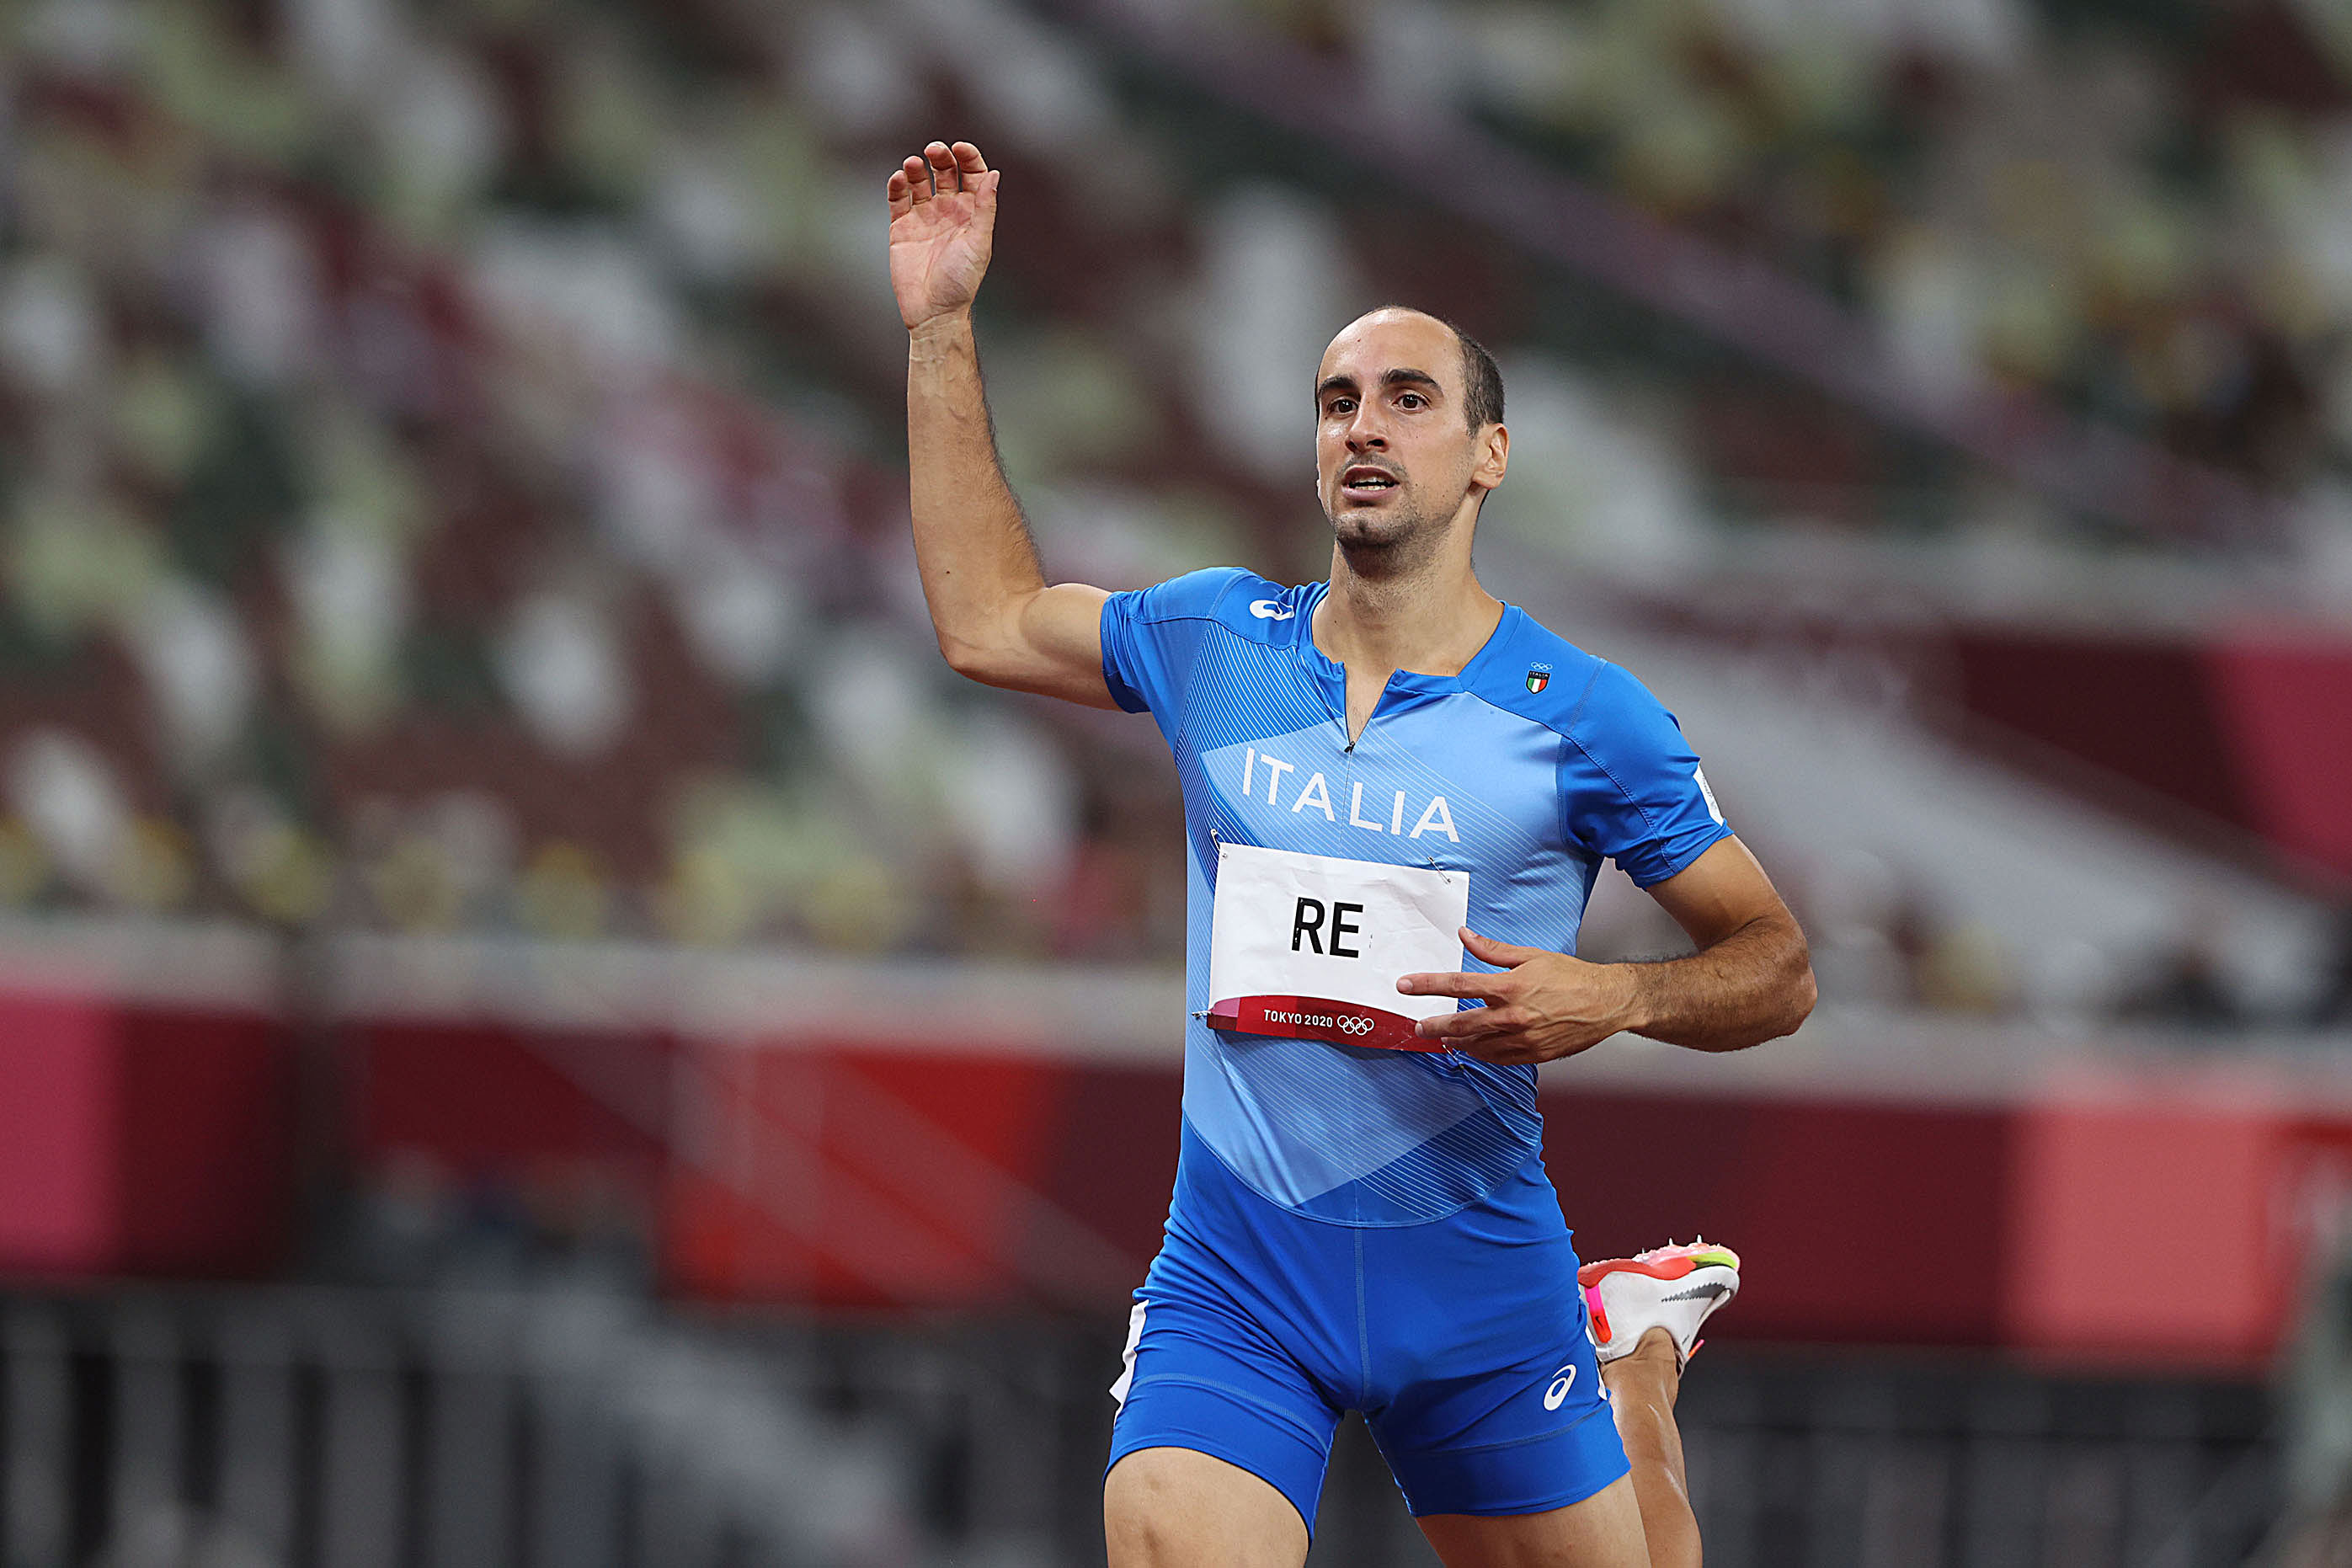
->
xmin=1097 ymin=568 xmax=1733 ymax=1528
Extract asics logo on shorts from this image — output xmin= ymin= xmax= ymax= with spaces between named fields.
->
xmin=1543 ymin=1363 xmax=1577 ymax=1411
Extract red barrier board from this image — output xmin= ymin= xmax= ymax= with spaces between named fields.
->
xmin=5 ymin=979 xmax=2349 ymax=1372
xmin=632 ymin=1039 xmax=2352 ymax=1370
xmin=0 ymin=991 xmax=289 ymax=1278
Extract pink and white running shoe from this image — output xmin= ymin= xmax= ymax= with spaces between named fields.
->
xmin=1580 ymin=1240 xmax=1741 ymax=1370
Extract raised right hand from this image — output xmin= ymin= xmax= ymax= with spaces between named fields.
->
xmin=888 ymin=141 xmax=999 ymax=332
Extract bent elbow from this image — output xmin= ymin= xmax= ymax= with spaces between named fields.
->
xmin=1739 ymin=941 xmax=1816 ymax=1051
xmin=1769 ymin=923 xmax=1818 ymax=1040
xmin=936 ymin=631 xmax=1003 ymax=685
xmin=1783 ymin=963 xmax=1817 ymax=1037
xmin=1770 ymin=917 xmax=1816 ymax=1038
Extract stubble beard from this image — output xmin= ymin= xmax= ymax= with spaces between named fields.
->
xmin=1326 ymin=489 xmax=1453 ymax=583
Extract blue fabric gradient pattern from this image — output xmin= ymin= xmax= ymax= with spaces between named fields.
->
xmin=1098 ymin=568 xmax=1732 ymax=1529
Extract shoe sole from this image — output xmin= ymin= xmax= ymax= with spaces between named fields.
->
xmin=1580 ymin=1246 xmax=1740 ymax=1357
xmin=1577 ymin=1245 xmax=1739 ymax=1290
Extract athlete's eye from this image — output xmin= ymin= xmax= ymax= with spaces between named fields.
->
xmin=1397 ymin=392 xmax=1427 ymax=410
xmin=1325 ymin=397 xmax=1356 ymax=417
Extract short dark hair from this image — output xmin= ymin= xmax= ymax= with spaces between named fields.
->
xmin=1450 ymin=322 xmax=1505 ymax=432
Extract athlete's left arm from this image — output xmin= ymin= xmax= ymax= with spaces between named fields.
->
xmin=1396 ymin=838 xmax=1815 ymax=1065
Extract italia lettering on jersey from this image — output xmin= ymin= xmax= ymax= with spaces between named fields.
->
xmin=1237 ymin=747 xmax=1459 ymax=840
xmin=1101 ymin=568 xmax=1732 ymax=1226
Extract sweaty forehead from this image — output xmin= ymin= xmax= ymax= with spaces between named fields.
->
xmin=1317 ymin=310 xmax=1459 ymax=389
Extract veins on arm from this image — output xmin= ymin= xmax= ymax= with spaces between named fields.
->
xmin=1619 ymin=840 xmax=1816 ymax=1053
xmin=1620 ymin=910 xmax=1814 ymax=1052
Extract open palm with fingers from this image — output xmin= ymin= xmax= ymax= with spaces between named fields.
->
xmin=1397 ymin=926 xmax=1646 ymax=1065
xmin=887 ymin=140 xmax=999 ymax=331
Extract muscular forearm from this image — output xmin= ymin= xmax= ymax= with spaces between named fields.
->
xmin=906 ymin=311 xmax=1044 ymax=674
xmin=1619 ymin=912 xmax=1815 ymax=1052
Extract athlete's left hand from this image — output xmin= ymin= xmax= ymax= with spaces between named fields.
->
xmin=1395 ymin=928 xmax=1645 ymax=1065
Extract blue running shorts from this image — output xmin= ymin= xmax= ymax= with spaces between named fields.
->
xmin=1106 ymin=1125 xmax=1629 ymax=1533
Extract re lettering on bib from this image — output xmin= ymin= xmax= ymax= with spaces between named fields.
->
xmin=1207 ymin=841 xmax=1469 ymax=1053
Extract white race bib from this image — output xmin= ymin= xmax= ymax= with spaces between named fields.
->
xmin=1207 ymin=841 xmax=1469 ymax=1052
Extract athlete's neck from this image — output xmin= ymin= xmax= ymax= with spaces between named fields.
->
xmin=1314 ymin=553 xmax=1503 ymax=681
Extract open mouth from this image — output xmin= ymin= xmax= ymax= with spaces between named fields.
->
xmin=1340 ymin=465 xmax=1400 ymax=499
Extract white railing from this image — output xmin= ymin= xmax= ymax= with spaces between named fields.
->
xmin=0 ymin=1286 xmax=938 ymax=1568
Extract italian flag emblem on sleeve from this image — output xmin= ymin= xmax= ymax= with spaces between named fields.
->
xmin=1526 ymin=665 xmax=1550 ymax=694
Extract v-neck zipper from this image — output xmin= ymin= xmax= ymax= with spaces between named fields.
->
xmin=1340 ymin=671 xmax=1400 ymax=752
xmin=1302 ymin=584 xmax=1517 ymax=754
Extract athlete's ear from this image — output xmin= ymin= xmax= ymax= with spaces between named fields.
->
xmin=1471 ymin=421 xmax=1509 ymax=493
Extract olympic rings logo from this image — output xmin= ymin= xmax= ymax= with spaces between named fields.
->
xmin=1337 ymin=1015 xmax=1373 ymax=1037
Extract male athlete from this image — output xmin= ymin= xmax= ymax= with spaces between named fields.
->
xmin=888 ymin=140 xmax=1816 ymax=1567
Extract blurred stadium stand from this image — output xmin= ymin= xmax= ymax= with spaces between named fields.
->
xmin=0 ymin=1290 xmax=2288 ymax=1567
xmin=3 ymin=0 xmax=2352 ymax=1560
